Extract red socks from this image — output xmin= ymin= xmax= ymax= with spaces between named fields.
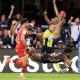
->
xmin=13 ymin=60 xmax=23 ymax=67
xmin=21 ymin=64 xmax=28 ymax=73
xmin=13 ymin=60 xmax=28 ymax=73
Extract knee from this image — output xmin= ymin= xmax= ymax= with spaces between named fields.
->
xmin=23 ymin=61 xmax=29 ymax=66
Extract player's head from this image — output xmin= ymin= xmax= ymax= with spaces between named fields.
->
xmin=60 ymin=10 xmax=66 ymax=18
xmin=19 ymin=18 xmax=28 ymax=28
xmin=63 ymin=47 xmax=72 ymax=58
xmin=20 ymin=18 xmax=28 ymax=25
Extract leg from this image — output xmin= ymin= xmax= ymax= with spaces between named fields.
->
xmin=13 ymin=49 xmax=29 ymax=79
xmin=19 ymin=54 xmax=29 ymax=79
xmin=27 ymin=47 xmax=42 ymax=61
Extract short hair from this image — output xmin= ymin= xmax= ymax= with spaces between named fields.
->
xmin=63 ymin=47 xmax=72 ymax=53
xmin=19 ymin=18 xmax=28 ymax=25
xmin=27 ymin=25 xmax=34 ymax=31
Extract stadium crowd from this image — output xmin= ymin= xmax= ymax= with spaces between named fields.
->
xmin=0 ymin=0 xmax=80 ymax=50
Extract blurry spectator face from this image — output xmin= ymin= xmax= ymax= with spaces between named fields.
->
xmin=28 ymin=30 xmax=33 ymax=35
xmin=75 ymin=18 xmax=80 ymax=24
xmin=60 ymin=11 xmax=66 ymax=18
xmin=36 ymin=41 xmax=41 ymax=48
xmin=16 ymin=13 xmax=22 ymax=20
xmin=37 ymin=27 xmax=41 ymax=33
xmin=31 ymin=20 xmax=36 ymax=25
xmin=3 ymin=29 xmax=8 ymax=36
xmin=1 ymin=15 xmax=6 ymax=22
xmin=0 ymin=31 xmax=2 ymax=36
xmin=58 ymin=40 xmax=64 ymax=49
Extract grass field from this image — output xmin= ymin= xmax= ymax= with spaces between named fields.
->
xmin=0 ymin=73 xmax=80 ymax=80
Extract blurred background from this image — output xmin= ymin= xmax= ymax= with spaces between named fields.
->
xmin=0 ymin=0 xmax=80 ymax=49
xmin=0 ymin=0 xmax=80 ymax=21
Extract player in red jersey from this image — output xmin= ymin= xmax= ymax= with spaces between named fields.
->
xmin=13 ymin=18 xmax=34 ymax=78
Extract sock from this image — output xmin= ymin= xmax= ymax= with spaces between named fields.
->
xmin=20 ymin=73 xmax=24 ymax=76
xmin=21 ymin=64 xmax=28 ymax=73
xmin=13 ymin=60 xmax=23 ymax=67
xmin=54 ymin=63 xmax=61 ymax=72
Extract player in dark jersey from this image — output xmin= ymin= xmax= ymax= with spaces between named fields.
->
xmin=27 ymin=47 xmax=72 ymax=67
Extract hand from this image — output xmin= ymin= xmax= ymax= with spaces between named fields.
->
xmin=12 ymin=20 xmax=17 ymax=25
xmin=11 ymin=5 xmax=14 ymax=9
xmin=53 ymin=0 xmax=56 ymax=3
xmin=70 ymin=16 xmax=74 ymax=20
xmin=64 ymin=59 xmax=72 ymax=67
xmin=44 ymin=10 xmax=47 ymax=15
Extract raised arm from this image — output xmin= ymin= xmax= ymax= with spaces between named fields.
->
xmin=8 ymin=5 xmax=14 ymax=19
xmin=44 ymin=10 xmax=51 ymax=25
xmin=10 ymin=20 xmax=17 ymax=36
xmin=68 ymin=16 xmax=74 ymax=25
xmin=53 ymin=0 xmax=59 ymax=17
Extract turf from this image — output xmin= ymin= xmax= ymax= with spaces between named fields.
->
xmin=0 ymin=73 xmax=80 ymax=80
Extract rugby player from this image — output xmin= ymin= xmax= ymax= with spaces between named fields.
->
xmin=13 ymin=18 xmax=34 ymax=78
xmin=27 ymin=47 xmax=72 ymax=67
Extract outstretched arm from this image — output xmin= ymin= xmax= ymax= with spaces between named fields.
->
xmin=44 ymin=10 xmax=51 ymax=25
xmin=53 ymin=0 xmax=59 ymax=17
xmin=8 ymin=5 xmax=14 ymax=19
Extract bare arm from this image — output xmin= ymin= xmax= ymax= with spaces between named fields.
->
xmin=68 ymin=16 xmax=73 ymax=25
xmin=44 ymin=10 xmax=51 ymax=25
xmin=8 ymin=5 xmax=14 ymax=19
xmin=53 ymin=0 xmax=59 ymax=17
xmin=10 ymin=20 xmax=17 ymax=36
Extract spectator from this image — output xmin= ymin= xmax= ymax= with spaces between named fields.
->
xmin=29 ymin=20 xmax=36 ymax=28
xmin=57 ymin=40 xmax=65 ymax=49
xmin=66 ymin=37 xmax=75 ymax=49
xmin=10 ymin=20 xmax=17 ymax=48
xmin=41 ymin=25 xmax=54 ymax=54
xmin=15 ymin=12 xmax=23 ymax=21
xmin=10 ymin=12 xmax=23 ymax=48
xmin=3 ymin=30 xmax=12 ymax=48
xmin=0 ymin=5 xmax=14 ymax=31
xmin=68 ymin=17 xmax=80 ymax=47
xmin=11 ymin=12 xmax=23 ymax=35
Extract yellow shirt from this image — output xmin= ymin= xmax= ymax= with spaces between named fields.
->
xmin=43 ymin=29 xmax=54 ymax=47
